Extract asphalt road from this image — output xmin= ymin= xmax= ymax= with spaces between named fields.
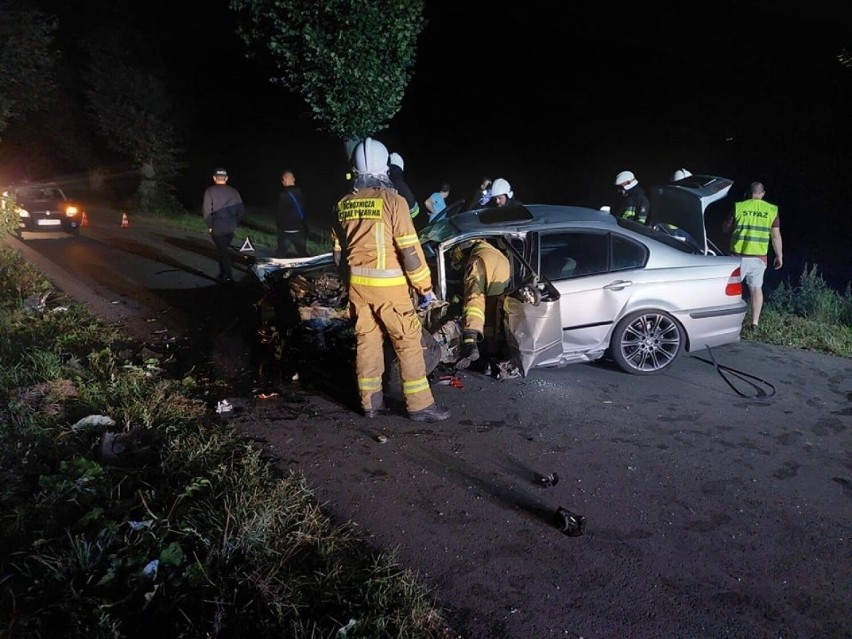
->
xmin=5 ymin=211 xmax=851 ymax=638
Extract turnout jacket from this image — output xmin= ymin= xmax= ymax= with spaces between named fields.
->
xmin=333 ymin=186 xmax=433 ymax=295
xmin=463 ymin=240 xmax=511 ymax=334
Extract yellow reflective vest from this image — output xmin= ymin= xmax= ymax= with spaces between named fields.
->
xmin=730 ymin=199 xmax=778 ymax=256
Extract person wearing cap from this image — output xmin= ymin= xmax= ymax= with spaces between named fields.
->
xmin=332 ymin=137 xmax=450 ymax=423
xmin=202 ymin=167 xmax=245 ymax=283
xmin=613 ymin=170 xmax=650 ymax=224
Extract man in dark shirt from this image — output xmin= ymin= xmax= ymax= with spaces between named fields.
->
xmin=387 ymin=152 xmax=422 ymax=229
xmin=275 ymin=169 xmax=309 ymax=258
xmin=202 ymin=167 xmax=245 ymax=283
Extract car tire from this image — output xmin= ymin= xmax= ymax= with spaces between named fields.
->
xmin=609 ymin=309 xmax=684 ymax=375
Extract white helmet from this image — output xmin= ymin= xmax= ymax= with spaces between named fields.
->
xmin=353 ymin=137 xmax=389 ymax=176
xmin=388 ymin=152 xmax=404 ymax=171
xmin=615 ymin=170 xmax=638 ymax=190
xmin=672 ymin=168 xmax=692 ymax=182
xmin=491 ymin=178 xmax=513 ymax=199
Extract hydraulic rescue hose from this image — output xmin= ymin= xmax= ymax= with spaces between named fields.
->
xmin=697 ymin=345 xmax=776 ymax=399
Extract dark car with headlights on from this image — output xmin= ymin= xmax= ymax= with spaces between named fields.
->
xmin=9 ymin=183 xmax=85 ymax=238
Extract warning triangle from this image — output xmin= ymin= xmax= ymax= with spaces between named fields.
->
xmin=239 ymin=236 xmax=255 ymax=253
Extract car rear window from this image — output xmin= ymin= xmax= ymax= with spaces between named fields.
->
xmin=617 ymin=217 xmax=701 ymax=254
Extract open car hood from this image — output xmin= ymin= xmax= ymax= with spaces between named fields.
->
xmin=647 ymin=175 xmax=733 ymax=255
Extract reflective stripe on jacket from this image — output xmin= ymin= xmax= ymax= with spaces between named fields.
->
xmin=336 ymin=187 xmax=432 ymax=294
xmin=463 ymin=240 xmax=511 ymax=334
xmin=730 ymin=199 xmax=778 ymax=256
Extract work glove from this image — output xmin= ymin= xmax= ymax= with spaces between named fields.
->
xmin=419 ymin=290 xmax=435 ymax=309
xmin=456 ymin=329 xmax=481 ymax=369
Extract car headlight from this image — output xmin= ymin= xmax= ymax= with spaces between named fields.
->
xmin=65 ymin=206 xmax=79 ymax=217
xmin=19 ymin=209 xmax=30 ymax=218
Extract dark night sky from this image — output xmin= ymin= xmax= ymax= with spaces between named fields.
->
xmin=11 ymin=1 xmax=852 ymax=283
xmin=168 ymin=1 xmax=851 ymax=284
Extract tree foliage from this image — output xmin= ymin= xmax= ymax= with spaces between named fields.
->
xmin=82 ymin=26 xmax=184 ymax=209
xmin=229 ymin=0 xmax=425 ymax=141
xmin=0 ymin=0 xmax=58 ymax=140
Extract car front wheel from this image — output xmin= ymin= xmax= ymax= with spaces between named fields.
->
xmin=610 ymin=309 xmax=684 ymax=375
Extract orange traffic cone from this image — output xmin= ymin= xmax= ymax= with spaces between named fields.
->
xmin=120 ymin=211 xmax=129 ymax=228
xmin=81 ymin=211 xmax=89 ymax=227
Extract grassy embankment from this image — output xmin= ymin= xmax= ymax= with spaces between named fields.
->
xmin=1 ymin=207 xmax=849 ymax=637
xmin=0 ymin=219 xmax=453 ymax=637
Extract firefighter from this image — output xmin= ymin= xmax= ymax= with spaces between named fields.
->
xmin=454 ymin=238 xmax=511 ymax=370
xmin=613 ymin=170 xmax=650 ymax=224
xmin=487 ymin=178 xmax=520 ymax=207
xmin=333 ymin=137 xmax=450 ymax=422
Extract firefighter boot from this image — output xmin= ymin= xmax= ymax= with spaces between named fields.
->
xmin=455 ymin=330 xmax=481 ymax=370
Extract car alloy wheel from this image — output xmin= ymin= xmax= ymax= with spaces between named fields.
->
xmin=610 ymin=309 xmax=684 ymax=375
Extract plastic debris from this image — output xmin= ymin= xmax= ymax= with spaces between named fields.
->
xmin=143 ymin=559 xmax=158 ymax=577
xmin=538 ymin=472 xmax=559 ymax=488
xmin=216 ymin=400 xmax=233 ymax=414
xmin=554 ymin=507 xmax=586 ymax=537
xmin=23 ymin=292 xmax=50 ymax=313
xmin=437 ymin=375 xmax=464 ymax=388
xmin=71 ymin=414 xmax=117 ymax=431
xmin=376 ymin=434 xmax=389 ymax=444
xmin=335 ymin=619 xmax=358 ymax=639
xmin=496 ymin=360 xmax=522 ymax=380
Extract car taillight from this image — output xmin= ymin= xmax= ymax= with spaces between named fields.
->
xmin=65 ymin=206 xmax=79 ymax=217
xmin=725 ymin=267 xmax=742 ymax=296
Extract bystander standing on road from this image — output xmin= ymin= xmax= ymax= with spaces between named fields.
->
xmin=275 ymin=169 xmax=309 ymax=258
xmin=424 ymin=182 xmax=451 ymax=222
xmin=333 ymin=137 xmax=450 ymax=422
xmin=722 ymin=181 xmax=783 ymax=331
xmin=202 ymin=167 xmax=245 ymax=284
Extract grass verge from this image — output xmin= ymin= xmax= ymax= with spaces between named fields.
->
xmin=0 ymin=245 xmax=455 ymax=638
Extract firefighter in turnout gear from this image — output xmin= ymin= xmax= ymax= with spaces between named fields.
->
xmin=614 ymin=170 xmax=650 ymax=224
xmin=333 ymin=137 xmax=450 ymax=422
xmin=454 ymin=239 xmax=511 ymax=370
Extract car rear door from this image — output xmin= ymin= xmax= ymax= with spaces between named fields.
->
xmin=538 ymin=229 xmax=648 ymax=356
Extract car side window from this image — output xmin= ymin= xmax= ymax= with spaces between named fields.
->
xmin=539 ymin=231 xmax=608 ymax=279
xmin=611 ymin=234 xmax=647 ymax=271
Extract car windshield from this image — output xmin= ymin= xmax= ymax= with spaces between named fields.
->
xmin=18 ymin=186 xmax=64 ymax=200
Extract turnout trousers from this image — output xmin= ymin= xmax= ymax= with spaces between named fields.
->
xmin=348 ymin=283 xmax=434 ymax=414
